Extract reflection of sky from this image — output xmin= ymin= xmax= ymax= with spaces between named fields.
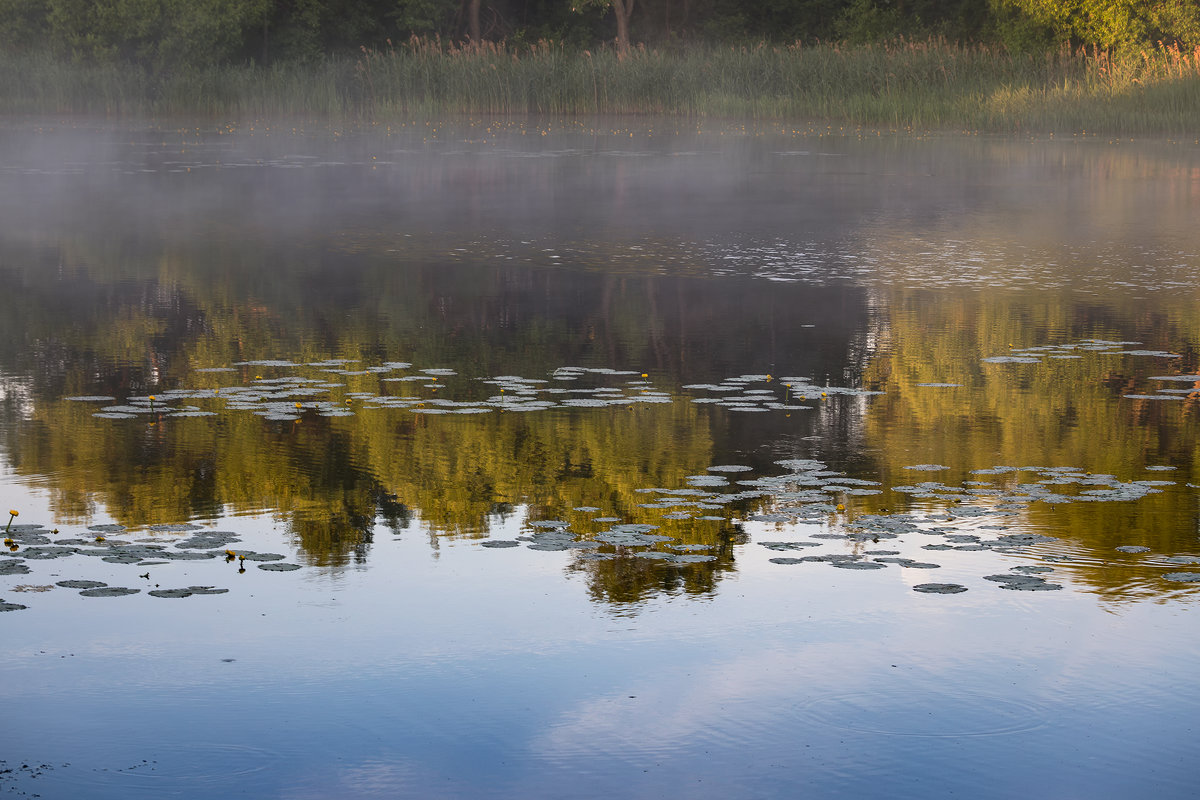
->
xmin=3 ymin=518 xmax=1198 ymax=798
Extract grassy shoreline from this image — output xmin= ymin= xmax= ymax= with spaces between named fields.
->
xmin=3 ymin=39 xmax=1199 ymax=135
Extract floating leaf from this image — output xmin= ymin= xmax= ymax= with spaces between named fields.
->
xmin=80 ymin=587 xmax=140 ymax=597
xmin=913 ymin=584 xmax=967 ymax=594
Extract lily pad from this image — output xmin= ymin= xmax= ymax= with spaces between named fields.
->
xmin=913 ymin=583 xmax=968 ymax=594
xmin=80 ymin=587 xmax=140 ymax=597
xmin=56 ymin=580 xmax=107 ymax=589
xmin=480 ymin=540 xmax=520 ymax=548
xmin=149 ymin=589 xmax=194 ymax=598
xmin=237 ymin=552 xmax=284 ymax=561
xmin=984 ymin=574 xmax=1063 ymax=591
xmin=0 ymin=601 xmax=29 ymax=611
xmin=1163 ymin=572 xmax=1200 ymax=582
xmin=258 ymin=563 xmax=301 ymax=571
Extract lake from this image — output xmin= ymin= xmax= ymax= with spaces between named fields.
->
xmin=1 ymin=118 xmax=1199 ymax=798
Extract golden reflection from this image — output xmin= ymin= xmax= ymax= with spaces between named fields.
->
xmin=860 ymin=287 xmax=1200 ymax=601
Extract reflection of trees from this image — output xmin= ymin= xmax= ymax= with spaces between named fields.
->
xmin=8 ymin=128 xmax=1200 ymax=605
xmin=860 ymin=286 xmax=1200 ymax=600
xmin=1 ymin=223 xmax=868 ymax=610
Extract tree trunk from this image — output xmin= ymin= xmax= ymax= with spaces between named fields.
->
xmin=468 ymin=0 xmax=481 ymax=41
xmin=612 ymin=0 xmax=633 ymax=57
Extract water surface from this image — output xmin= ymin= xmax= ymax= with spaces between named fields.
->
xmin=1 ymin=119 xmax=1198 ymax=798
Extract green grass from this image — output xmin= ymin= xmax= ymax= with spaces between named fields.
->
xmin=3 ymin=38 xmax=1199 ymax=135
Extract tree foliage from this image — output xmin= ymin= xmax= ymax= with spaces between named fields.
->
xmin=1 ymin=0 xmax=1198 ymax=70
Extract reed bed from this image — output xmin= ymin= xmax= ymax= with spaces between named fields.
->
xmin=3 ymin=39 xmax=1199 ymax=134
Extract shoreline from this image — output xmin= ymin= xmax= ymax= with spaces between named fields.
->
xmin=2 ymin=41 xmax=1198 ymax=136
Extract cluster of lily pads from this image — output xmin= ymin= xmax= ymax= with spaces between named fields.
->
xmin=684 ymin=374 xmax=882 ymax=412
xmin=481 ymin=518 xmax=718 ymax=564
xmin=980 ymin=337 xmax=1186 ymax=377
xmin=480 ymin=455 xmax=1200 ymax=596
xmin=0 ymin=522 xmax=301 ymax=612
xmin=71 ymin=361 xmax=881 ymax=422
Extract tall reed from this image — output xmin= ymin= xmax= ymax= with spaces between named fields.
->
xmin=2 ymin=39 xmax=1198 ymax=135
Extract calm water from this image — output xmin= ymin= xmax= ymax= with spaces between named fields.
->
xmin=1 ymin=119 xmax=1199 ymax=798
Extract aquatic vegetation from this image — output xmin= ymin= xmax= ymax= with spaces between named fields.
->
xmin=984 ymin=573 xmax=1063 ymax=591
xmin=79 ymin=587 xmax=141 ymax=597
xmin=0 ymin=518 xmax=314 ymax=610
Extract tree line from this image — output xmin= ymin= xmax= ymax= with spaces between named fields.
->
xmin=1 ymin=0 xmax=1198 ymax=71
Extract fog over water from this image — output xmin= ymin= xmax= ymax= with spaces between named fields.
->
xmin=1 ymin=119 xmax=1199 ymax=798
